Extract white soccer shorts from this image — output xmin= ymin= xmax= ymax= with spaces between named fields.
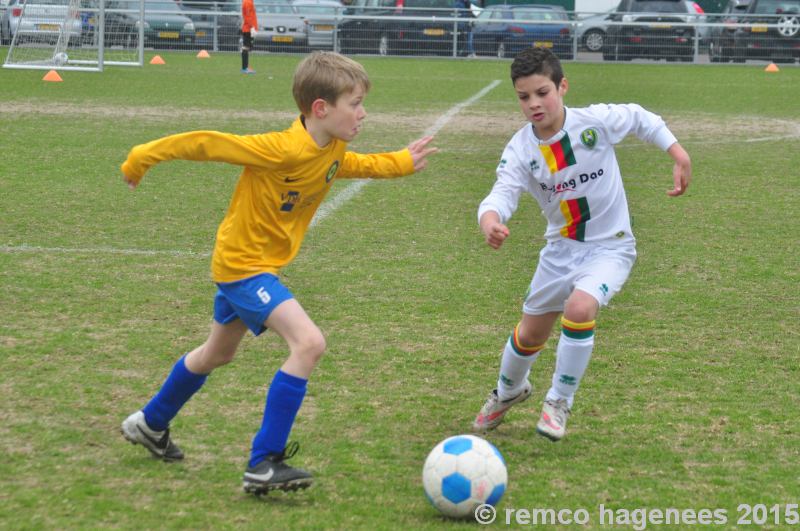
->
xmin=522 ymin=239 xmax=636 ymax=315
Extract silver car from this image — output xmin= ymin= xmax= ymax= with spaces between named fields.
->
xmin=253 ymin=0 xmax=307 ymax=50
xmin=292 ymin=0 xmax=341 ymax=49
xmin=1 ymin=0 xmax=82 ymax=45
xmin=575 ymin=8 xmax=614 ymax=52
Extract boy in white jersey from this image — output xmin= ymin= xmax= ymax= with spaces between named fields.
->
xmin=118 ymin=52 xmax=437 ymax=493
xmin=473 ymin=47 xmax=691 ymax=441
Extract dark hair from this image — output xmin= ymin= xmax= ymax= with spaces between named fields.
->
xmin=510 ymin=47 xmax=564 ymax=86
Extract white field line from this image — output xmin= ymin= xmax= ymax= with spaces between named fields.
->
xmin=309 ymin=79 xmax=502 ymax=228
xmin=0 ymin=244 xmax=211 ymax=257
xmin=2 ymin=80 xmax=502 ymax=259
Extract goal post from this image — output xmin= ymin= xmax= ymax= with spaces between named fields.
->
xmin=3 ymin=0 xmax=144 ymax=71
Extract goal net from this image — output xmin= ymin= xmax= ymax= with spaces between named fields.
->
xmin=3 ymin=0 xmax=144 ymax=71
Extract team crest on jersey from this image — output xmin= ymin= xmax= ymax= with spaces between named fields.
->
xmin=325 ymin=161 xmax=340 ymax=183
xmin=580 ymin=128 xmax=598 ymax=149
xmin=529 ymin=159 xmax=540 ymax=172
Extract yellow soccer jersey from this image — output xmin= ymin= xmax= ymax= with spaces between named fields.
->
xmin=121 ymin=118 xmax=415 ymax=282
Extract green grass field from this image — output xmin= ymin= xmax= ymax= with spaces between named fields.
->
xmin=1 ymin=51 xmax=799 ymax=529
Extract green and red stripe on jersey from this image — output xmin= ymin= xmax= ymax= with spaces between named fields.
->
xmin=559 ymin=197 xmax=591 ymax=241
xmin=539 ymin=133 xmax=577 ymax=174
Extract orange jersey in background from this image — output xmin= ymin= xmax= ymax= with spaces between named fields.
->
xmin=242 ymin=0 xmax=258 ymax=32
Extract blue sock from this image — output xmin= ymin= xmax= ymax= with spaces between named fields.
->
xmin=249 ymin=370 xmax=307 ymax=468
xmin=142 ymin=355 xmax=208 ymax=432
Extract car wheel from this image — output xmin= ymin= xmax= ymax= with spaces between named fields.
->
xmin=496 ymin=40 xmax=506 ymax=59
xmin=583 ymin=29 xmax=604 ymax=53
xmin=777 ymin=15 xmax=800 ymax=38
xmin=378 ymin=34 xmax=389 ymax=56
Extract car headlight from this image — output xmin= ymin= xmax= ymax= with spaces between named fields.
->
xmin=135 ymin=20 xmax=150 ymax=29
xmin=622 ymin=14 xmax=634 ymax=22
xmin=184 ymin=22 xmax=195 ymax=31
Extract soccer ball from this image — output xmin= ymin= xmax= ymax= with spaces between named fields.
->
xmin=53 ymin=52 xmax=68 ymax=66
xmin=422 ymin=434 xmax=507 ymax=519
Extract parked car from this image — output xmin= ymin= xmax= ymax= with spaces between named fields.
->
xmin=175 ymin=0 xmax=241 ymax=50
xmin=93 ymin=0 xmax=195 ymax=48
xmin=602 ymin=0 xmax=698 ymax=61
xmin=575 ymin=7 xmax=614 ymax=52
xmin=708 ymin=0 xmax=750 ymax=61
xmin=337 ymin=0 xmax=470 ymax=57
xmin=471 ymin=4 xmax=574 ymax=59
xmin=0 ymin=0 xmax=13 ymax=44
xmin=253 ymin=0 xmax=307 ymax=51
xmin=292 ymin=0 xmax=342 ymax=49
xmin=731 ymin=0 xmax=800 ymax=62
xmin=1 ymin=0 xmax=82 ymax=46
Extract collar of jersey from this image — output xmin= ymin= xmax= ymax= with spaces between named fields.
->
xmin=530 ymin=107 xmax=568 ymax=146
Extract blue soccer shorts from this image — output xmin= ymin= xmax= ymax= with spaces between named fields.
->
xmin=213 ymin=273 xmax=294 ymax=336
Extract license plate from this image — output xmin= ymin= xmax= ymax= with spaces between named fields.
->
xmin=533 ymin=41 xmax=553 ymax=48
xmin=751 ymin=25 xmax=768 ymax=32
xmin=37 ymin=24 xmax=60 ymax=31
xmin=272 ymin=35 xmax=293 ymax=42
xmin=423 ymin=28 xmax=445 ymax=36
xmin=649 ymin=23 xmax=672 ymax=29
xmin=196 ymin=30 xmax=206 ymax=37
xmin=313 ymin=24 xmax=333 ymax=31
xmin=158 ymin=31 xmax=180 ymax=39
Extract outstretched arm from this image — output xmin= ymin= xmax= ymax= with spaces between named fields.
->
xmin=407 ymin=136 xmax=438 ymax=171
xmin=666 ymin=142 xmax=691 ymax=197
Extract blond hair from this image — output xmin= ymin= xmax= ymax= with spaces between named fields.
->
xmin=292 ymin=52 xmax=371 ymax=115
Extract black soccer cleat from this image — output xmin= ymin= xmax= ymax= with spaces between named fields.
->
xmin=121 ymin=411 xmax=184 ymax=461
xmin=243 ymin=441 xmax=313 ymax=495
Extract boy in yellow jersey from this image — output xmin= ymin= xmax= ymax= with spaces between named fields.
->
xmin=119 ymin=51 xmax=437 ymax=495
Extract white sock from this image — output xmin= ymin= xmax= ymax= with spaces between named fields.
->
xmin=497 ymin=326 xmax=544 ymax=400
xmin=546 ymin=318 xmax=595 ymax=408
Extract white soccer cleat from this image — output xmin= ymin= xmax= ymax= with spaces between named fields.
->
xmin=535 ymin=398 xmax=571 ymax=442
xmin=121 ymin=411 xmax=184 ymax=461
xmin=472 ymin=381 xmax=532 ymax=432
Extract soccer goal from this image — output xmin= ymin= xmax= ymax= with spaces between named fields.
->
xmin=3 ymin=0 xmax=144 ymax=72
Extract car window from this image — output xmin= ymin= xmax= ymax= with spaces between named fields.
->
xmin=295 ymin=4 xmax=337 ymax=14
xmin=753 ymin=0 xmax=800 ymax=13
xmin=403 ymin=0 xmax=453 ymax=9
xmin=630 ymin=1 xmax=688 ymax=12
xmin=513 ymin=8 xmax=567 ymax=21
xmin=147 ymin=1 xmax=179 ymax=9
xmin=254 ymin=0 xmax=295 ymax=13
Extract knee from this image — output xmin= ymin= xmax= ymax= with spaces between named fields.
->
xmin=563 ymin=294 xmax=599 ymax=324
xmin=562 ymin=305 xmax=596 ymax=324
xmin=292 ymin=331 xmax=326 ymax=364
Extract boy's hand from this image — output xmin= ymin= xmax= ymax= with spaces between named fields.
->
xmin=123 ymin=174 xmax=138 ymax=190
xmin=667 ymin=143 xmax=691 ymax=197
xmin=480 ymin=211 xmax=509 ymax=249
xmin=407 ymin=136 xmax=438 ymax=171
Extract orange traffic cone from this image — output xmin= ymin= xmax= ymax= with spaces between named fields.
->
xmin=149 ymin=55 xmax=166 ymax=65
xmin=765 ymin=63 xmax=779 ymax=72
xmin=43 ymin=70 xmax=63 ymax=82
xmin=196 ymin=49 xmax=210 ymax=58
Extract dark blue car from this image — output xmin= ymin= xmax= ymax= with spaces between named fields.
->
xmin=471 ymin=4 xmax=574 ymax=59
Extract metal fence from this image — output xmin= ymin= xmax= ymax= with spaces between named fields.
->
xmin=2 ymin=2 xmax=798 ymax=65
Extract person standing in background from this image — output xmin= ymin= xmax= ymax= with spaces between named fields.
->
xmin=241 ymin=0 xmax=258 ymax=73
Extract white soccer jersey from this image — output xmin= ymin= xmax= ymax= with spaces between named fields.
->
xmin=478 ymin=104 xmax=677 ymax=247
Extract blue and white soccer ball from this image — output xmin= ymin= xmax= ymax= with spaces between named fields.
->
xmin=422 ymin=434 xmax=508 ymax=519
xmin=53 ymin=52 xmax=68 ymax=66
